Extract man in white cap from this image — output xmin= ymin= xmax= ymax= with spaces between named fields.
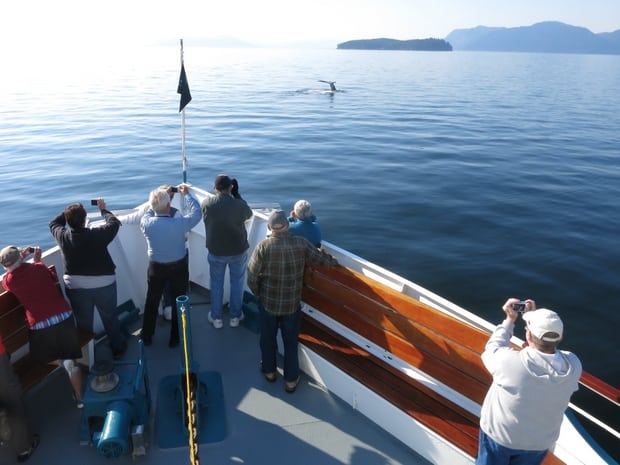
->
xmin=476 ymin=298 xmax=582 ymax=465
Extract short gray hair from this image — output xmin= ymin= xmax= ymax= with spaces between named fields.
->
xmin=294 ymin=200 xmax=313 ymax=220
xmin=149 ymin=188 xmax=171 ymax=213
xmin=529 ymin=332 xmax=561 ymax=352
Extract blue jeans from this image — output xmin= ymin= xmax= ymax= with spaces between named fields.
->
xmin=66 ymin=282 xmax=125 ymax=353
xmin=208 ymin=250 xmax=248 ymax=319
xmin=259 ymin=304 xmax=301 ymax=382
xmin=476 ymin=430 xmax=547 ymax=465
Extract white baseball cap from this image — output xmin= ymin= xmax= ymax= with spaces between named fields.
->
xmin=523 ymin=308 xmax=563 ymax=342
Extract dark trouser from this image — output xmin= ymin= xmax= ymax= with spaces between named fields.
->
xmin=141 ymin=255 xmax=189 ymax=343
xmin=259 ymin=304 xmax=301 ymax=382
xmin=0 ymin=353 xmax=33 ymax=455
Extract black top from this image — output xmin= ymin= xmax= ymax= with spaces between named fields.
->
xmin=49 ymin=210 xmax=120 ymax=276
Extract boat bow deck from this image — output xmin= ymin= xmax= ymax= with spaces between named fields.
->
xmin=2 ymin=287 xmax=429 ymax=465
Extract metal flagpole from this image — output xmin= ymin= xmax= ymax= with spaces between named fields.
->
xmin=180 ymin=39 xmax=187 ymax=183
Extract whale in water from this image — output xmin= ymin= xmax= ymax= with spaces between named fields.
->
xmin=318 ymin=80 xmax=336 ymax=92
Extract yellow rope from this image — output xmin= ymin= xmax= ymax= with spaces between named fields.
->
xmin=180 ymin=305 xmax=199 ymax=465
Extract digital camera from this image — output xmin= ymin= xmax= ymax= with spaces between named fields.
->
xmin=513 ymin=300 xmax=527 ymax=313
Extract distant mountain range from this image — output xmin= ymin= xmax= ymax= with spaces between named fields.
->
xmin=161 ymin=22 xmax=620 ymax=53
xmin=445 ymin=21 xmax=620 ymax=54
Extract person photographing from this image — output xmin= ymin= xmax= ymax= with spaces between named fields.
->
xmin=139 ymin=184 xmax=201 ymax=347
xmin=201 ymin=175 xmax=253 ymax=329
xmin=476 ymin=298 xmax=582 ymax=465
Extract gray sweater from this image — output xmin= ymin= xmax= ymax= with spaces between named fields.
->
xmin=479 ymin=319 xmax=582 ymax=451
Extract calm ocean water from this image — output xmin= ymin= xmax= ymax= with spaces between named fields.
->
xmin=1 ymin=47 xmax=619 ymax=407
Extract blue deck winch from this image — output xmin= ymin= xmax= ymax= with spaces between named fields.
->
xmin=80 ymin=341 xmax=150 ymax=458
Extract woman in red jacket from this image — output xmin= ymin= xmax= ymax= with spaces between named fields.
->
xmin=1 ymin=245 xmax=83 ymax=408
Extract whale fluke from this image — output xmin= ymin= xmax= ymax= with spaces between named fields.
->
xmin=318 ymin=80 xmax=336 ymax=92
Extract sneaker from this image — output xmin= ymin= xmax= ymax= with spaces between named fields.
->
xmin=163 ymin=306 xmax=172 ymax=321
xmin=72 ymin=393 xmax=84 ymax=409
xmin=207 ymin=312 xmax=223 ymax=329
xmin=229 ymin=312 xmax=245 ymax=328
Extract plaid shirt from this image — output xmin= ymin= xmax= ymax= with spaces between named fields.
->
xmin=247 ymin=232 xmax=337 ymax=315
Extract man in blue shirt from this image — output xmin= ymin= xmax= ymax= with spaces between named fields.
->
xmin=139 ymin=185 xmax=201 ymax=347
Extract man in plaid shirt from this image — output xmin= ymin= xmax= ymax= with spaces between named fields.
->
xmin=247 ymin=210 xmax=337 ymax=393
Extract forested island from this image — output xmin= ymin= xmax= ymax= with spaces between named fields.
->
xmin=337 ymin=38 xmax=452 ymax=51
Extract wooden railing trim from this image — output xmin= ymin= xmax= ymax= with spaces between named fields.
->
xmin=303 ymin=264 xmax=493 ymax=402
xmin=300 ymin=318 xmax=480 ymax=456
xmin=304 ymin=270 xmax=489 ymax=375
xmin=303 ymin=287 xmax=490 ymax=403
xmin=308 ymin=264 xmax=491 ymax=350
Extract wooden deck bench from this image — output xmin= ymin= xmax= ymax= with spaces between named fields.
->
xmin=300 ymin=263 xmax=564 ymax=465
xmin=0 ymin=265 xmax=95 ymax=393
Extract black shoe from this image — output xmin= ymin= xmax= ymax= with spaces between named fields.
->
xmin=285 ymin=376 xmax=301 ymax=393
xmin=139 ymin=333 xmax=152 ymax=346
xmin=112 ymin=341 xmax=128 ymax=360
xmin=17 ymin=433 xmax=40 ymax=462
xmin=168 ymin=337 xmax=179 ymax=348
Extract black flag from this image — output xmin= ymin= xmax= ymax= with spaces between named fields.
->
xmin=177 ymin=63 xmax=192 ymax=112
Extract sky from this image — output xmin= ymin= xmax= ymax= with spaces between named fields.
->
xmin=1 ymin=0 xmax=619 ymax=56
